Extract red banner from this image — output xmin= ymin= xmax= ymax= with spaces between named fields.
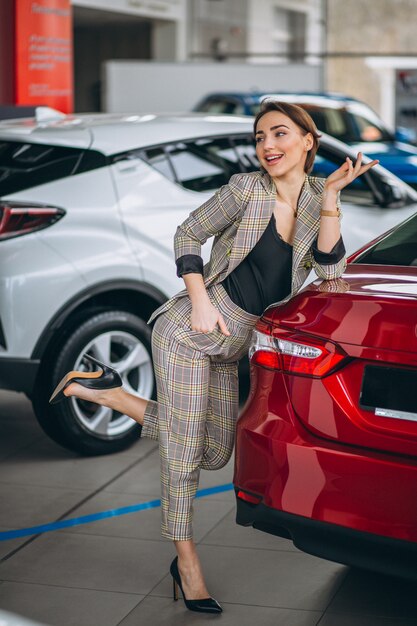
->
xmin=15 ymin=0 xmax=73 ymax=113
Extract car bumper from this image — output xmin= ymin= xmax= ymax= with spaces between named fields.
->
xmin=234 ymin=366 xmax=417 ymax=566
xmin=0 ymin=358 xmax=40 ymax=394
xmin=235 ymin=494 xmax=417 ymax=581
xmin=234 ymin=424 xmax=417 ymax=538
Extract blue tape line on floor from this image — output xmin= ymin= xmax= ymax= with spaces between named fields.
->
xmin=0 ymin=483 xmax=234 ymax=541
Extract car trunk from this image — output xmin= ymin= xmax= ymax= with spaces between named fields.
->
xmin=263 ymin=265 xmax=417 ymax=457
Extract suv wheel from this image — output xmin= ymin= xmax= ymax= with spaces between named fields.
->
xmin=33 ymin=310 xmax=154 ymax=455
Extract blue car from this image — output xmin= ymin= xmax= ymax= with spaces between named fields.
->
xmin=194 ymin=92 xmax=417 ymax=187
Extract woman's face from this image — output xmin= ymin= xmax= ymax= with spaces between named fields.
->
xmin=255 ymin=111 xmax=313 ymax=178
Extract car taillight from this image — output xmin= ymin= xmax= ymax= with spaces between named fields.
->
xmin=236 ymin=490 xmax=262 ymax=505
xmin=0 ymin=202 xmax=65 ymax=241
xmin=249 ymin=325 xmax=348 ymax=378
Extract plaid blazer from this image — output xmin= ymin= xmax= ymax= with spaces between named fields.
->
xmin=148 ymin=171 xmax=346 ymax=323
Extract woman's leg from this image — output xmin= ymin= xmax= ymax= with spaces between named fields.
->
xmin=174 ymin=539 xmax=210 ymax=599
xmin=63 ymin=297 xmax=245 ymax=601
xmin=151 ymin=311 xmax=222 ymax=599
xmin=168 ymin=361 xmax=239 ymax=599
xmin=201 ymin=360 xmax=239 ymax=471
xmin=64 ymin=360 xmax=239 ymax=456
xmin=63 ymin=384 xmax=144 ymax=421
xmin=64 ymin=360 xmax=238 ymax=464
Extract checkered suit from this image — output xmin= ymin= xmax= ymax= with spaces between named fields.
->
xmin=148 ymin=171 xmax=346 ymax=325
xmin=143 ymin=171 xmax=346 ymax=540
xmin=143 ymin=284 xmax=258 ymax=540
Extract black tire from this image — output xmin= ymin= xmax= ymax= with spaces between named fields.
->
xmin=32 ymin=310 xmax=155 ymax=456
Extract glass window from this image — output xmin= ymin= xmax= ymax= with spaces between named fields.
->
xmin=304 ymin=105 xmax=351 ymax=142
xmin=347 ymin=102 xmax=392 ymax=142
xmin=231 ymin=136 xmax=259 ymax=171
xmin=142 ymin=147 xmax=175 ymax=181
xmin=353 ymin=213 xmax=417 ymax=266
xmin=198 ymin=100 xmax=223 ymax=114
xmin=323 ymin=108 xmax=348 ymax=137
xmin=300 ymin=102 xmax=392 ymax=143
xmin=198 ymin=99 xmax=241 ymax=115
xmin=231 ymin=102 xmax=245 ymax=116
xmin=139 ymin=135 xmax=259 ymax=191
xmin=313 ymin=144 xmax=413 ymax=207
xmin=312 ymin=146 xmax=374 ymax=206
xmin=165 ymin=137 xmax=242 ymax=192
xmin=250 ymin=102 xmax=262 ymax=115
xmin=0 ymin=142 xmax=106 ymax=195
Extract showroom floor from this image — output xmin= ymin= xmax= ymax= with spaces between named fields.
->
xmin=1 ymin=390 xmax=417 ymax=626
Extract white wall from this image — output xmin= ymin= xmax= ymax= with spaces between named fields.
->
xmin=103 ymin=61 xmax=321 ymax=112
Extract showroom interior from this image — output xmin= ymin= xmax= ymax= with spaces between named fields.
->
xmin=0 ymin=1 xmax=417 ymax=625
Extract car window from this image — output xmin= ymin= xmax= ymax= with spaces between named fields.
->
xmin=311 ymin=148 xmax=375 ymax=206
xmin=197 ymin=100 xmax=224 ymax=113
xmin=142 ymin=147 xmax=176 ymax=181
xmin=303 ymin=105 xmax=357 ymax=144
xmin=303 ymin=103 xmax=392 ymax=143
xmin=250 ymin=103 xmax=262 ymax=115
xmin=347 ymin=102 xmax=392 ymax=142
xmin=0 ymin=141 xmax=106 ymax=195
xmin=303 ymin=106 xmax=348 ymax=139
xmin=167 ymin=137 xmax=247 ymax=192
xmin=231 ymin=135 xmax=259 ymax=171
xmin=140 ymin=135 xmax=260 ymax=192
xmin=353 ymin=212 xmax=417 ymax=266
xmin=198 ymin=99 xmax=243 ymax=115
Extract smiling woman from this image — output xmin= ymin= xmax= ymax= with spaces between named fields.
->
xmin=49 ymin=100 xmax=378 ymax=615
xmin=254 ymin=101 xmax=320 ymax=176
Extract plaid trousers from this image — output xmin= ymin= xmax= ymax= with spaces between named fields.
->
xmin=142 ymin=284 xmax=259 ymax=540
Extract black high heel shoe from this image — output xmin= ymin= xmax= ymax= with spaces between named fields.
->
xmin=170 ymin=557 xmax=222 ymax=614
xmin=49 ymin=354 xmax=122 ymax=405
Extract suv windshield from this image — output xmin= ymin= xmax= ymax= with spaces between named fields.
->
xmin=300 ymin=103 xmax=392 ymax=144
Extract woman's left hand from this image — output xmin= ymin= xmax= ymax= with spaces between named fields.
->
xmin=324 ymin=152 xmax=379 ymax=193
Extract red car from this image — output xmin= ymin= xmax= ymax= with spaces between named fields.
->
xmin=234 ymin=211 xmax=417 ymax=580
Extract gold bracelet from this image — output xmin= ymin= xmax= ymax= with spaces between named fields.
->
xmin=320 ymin=209 xmax=340 ymax=217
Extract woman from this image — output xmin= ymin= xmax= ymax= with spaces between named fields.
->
xmin=50 ymin=101 xmax=378 ymax=613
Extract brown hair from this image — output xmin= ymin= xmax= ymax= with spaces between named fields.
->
xmin=253 ymin=100 xmax=321 ymax=174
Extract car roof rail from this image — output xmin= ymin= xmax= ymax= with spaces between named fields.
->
xmin=35 ymin=107 xmax=66 ymax=123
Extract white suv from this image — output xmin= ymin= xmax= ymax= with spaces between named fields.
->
xmin=1 ymin=111 xmax=416 ymax=455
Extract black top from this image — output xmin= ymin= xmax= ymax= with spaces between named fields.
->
xmin=176 ymin=219 xmax=346 ymax=315
xmin=221 ymin=214 xmax=292 ymax=315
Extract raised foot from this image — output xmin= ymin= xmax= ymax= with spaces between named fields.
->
xmin=63 ymin=381 xmax=110 ymax=405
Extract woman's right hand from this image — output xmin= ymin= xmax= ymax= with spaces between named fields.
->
xmin=190 ymin=300 xmax=230 ymax=336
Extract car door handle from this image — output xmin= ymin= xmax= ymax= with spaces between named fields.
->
xmin=115 ymin=160 xmax=141 ymax=174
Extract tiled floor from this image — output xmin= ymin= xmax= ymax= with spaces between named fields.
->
xmin=1 ymin=390 xmax=417 ymax=626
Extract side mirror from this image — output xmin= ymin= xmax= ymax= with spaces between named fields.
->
xmin=378 ymin=179 xmax=406 ymax=207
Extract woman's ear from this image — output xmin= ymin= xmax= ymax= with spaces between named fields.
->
xmin=304 ymin=133 xmax=314 ymax=151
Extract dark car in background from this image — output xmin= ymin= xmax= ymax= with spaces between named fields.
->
xmin=234 ymin=211 xmax=417 ymax=580
xmin=194 ymin=91 xmax=417 ymax=187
